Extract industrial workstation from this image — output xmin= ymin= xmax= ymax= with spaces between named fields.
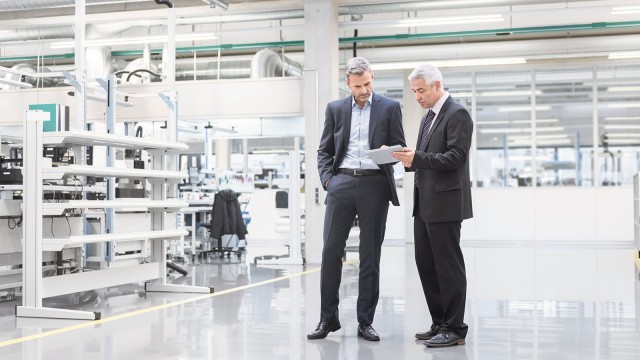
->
xmin=0 ymin=0 xmax=639 ymax=358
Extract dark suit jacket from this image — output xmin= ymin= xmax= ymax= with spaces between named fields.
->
xmin=410 ymin=95 xmax=473 ymax=222
xmin=317 ymin=92 xmax=406 ymax=206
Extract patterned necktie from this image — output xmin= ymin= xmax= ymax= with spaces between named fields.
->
xmin=415 ymin=110 xmax=436 ymax=188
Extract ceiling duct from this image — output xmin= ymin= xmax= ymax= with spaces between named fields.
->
xmin=1 ymin=63 xmax=58 ymax=90
xmin=0 ymin=0 xmax=147 ymax=12
xmin=175 ymin=49 xmax=302 ymax=80
xmin=250 ymin=48 xmax=302 ymax=78
xmin=0 ymin=25 xmax=74 ymax=42
xmin=175 ymin=60 xmax=251 ymax=81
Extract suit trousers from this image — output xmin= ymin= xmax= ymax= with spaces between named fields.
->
xmin=414 ymin=191 xmax=468 ymax=338
xmin=321 ymin=173 xmax=390 ymax=325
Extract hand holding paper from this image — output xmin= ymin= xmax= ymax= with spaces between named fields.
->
xmin=366 ymin=145 xmax=403 ymax=164
xmin=391 ymin=147 xmax=415 ymax=168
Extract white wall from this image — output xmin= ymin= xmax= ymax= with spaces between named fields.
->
xmin=462 ymin=187 xmax=633 ymax=242
xmin=247 ymin=186 xmax=633 ymax=244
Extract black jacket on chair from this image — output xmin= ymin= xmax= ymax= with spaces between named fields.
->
xmin=210 ymin=189 xmax=247 ymax=240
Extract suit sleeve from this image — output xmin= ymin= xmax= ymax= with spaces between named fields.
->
xmin=317 ymin=104 xmax=336 ymax=190
xmin=389 ymin=101 xmax=406 ymax=148
xmin=412 ymin=108 xmax=473 ymax=171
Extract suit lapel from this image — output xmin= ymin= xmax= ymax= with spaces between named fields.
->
xmin=415 ymin=112 xmax=428 ymax=148
xmin=424 ymin=96 xmax=454 ymax=149
xmin=342 ymin=96 xmax=353 ymax=151
xmin=368 ymin=92 xmax=381 ymax=146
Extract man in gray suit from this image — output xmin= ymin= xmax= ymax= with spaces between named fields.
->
xmin=392 ymin=64 xmax=473 ymax=348
xmin=307 ymin=57 xmax=406 ymax=341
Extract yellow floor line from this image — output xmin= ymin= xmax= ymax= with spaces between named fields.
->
xmin=0 ymin=260 xmax=356 ymax=348
xmin=634 ymin=250 xmax=640 ymax=271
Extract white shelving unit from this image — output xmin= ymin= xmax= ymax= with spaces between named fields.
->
xmin=17 ymin=110 xmax=212 ymax=321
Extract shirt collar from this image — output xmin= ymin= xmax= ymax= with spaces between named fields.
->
xmin=352 ymin=93 xmax=373 ymax=109
xmin=430 ymin=91 xmax=449 ymax=115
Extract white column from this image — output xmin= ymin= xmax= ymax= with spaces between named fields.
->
xmin=303 ymin=0 xmax=339 ymax=265
xmin=215 ymin=139 xmax=230 ymax=170
xmin=402 ymin=69 xmax=424 ymax=244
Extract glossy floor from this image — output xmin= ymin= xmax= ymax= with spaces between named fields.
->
xmin=0 ymin=241 xmax=639 ymax=360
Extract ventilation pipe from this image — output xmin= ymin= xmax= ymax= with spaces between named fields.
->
xmin=175 ymin=60 xmax=251 ymax=81
xmin=0 ymin=0 xmax=148 ymax=12
xmin=250 ymin=49 xmax=302 ymax=78
xmin=0 ymin=63 xmax=58 ymax=90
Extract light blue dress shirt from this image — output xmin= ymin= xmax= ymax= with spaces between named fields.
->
xmin=339 ymin=95 xmax=379 ymax=170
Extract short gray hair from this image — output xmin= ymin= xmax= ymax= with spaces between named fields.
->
xmin=408 ymin=64 xmax=443 ymax=87
xmin=345 ymin=57 xmax=372 ymax=79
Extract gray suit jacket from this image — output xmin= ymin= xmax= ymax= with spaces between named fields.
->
xmin=317 ymin=92 xmax=406 ymax=206
xmin=410 ymin=95 xmax=473 ymax=222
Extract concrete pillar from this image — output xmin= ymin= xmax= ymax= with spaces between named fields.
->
xmin=215 ymin=139 xmax=230 ymax=170
xmin=402 ymin=69 xmax=425 ymax=244
xmin=303 ymin=0 xmax=339 ymax=266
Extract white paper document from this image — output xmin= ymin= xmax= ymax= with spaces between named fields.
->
xmin=366 ymin=145 xmax=403 ymax=165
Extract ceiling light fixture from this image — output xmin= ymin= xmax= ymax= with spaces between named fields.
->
xmin=604 ymin=139 xmax=640 ymax=145
xmin=497 ymin=105 xmax=551 ymax=112
xmin=606 ymin=103 xmax=640 ymax=108
xmin=372 ymin=57 xmax=526 ymax=71
xmin=604 ymin=125 xmax=640 ymax=130
xmin=611 ymin=6 xmax=640 ymax=15
xmin=476 ymin=121 xmax=510 ymax=125
xmin=606 ymin=86 xmax=640 ymax=92
xmin=392 ymin=14 xmax=504 ymax=27
xmin=605 ymin=116 xmax=640 ymax=121
xmin=604 ymin=133 xmax=640 ymax=138
xmin=608 ymin=51 xmax=640 ymax=60
xmin=480 ymin=126 xmax=564 ymax=134
xmin=510 ymin=138 xmax=571 ymax=145
xmin=50 ymin=32 xmax=217 ymax=49
xmin=509 ymin=134 xmax=569 ymax=140
xmin=511 ymin=118 xmax=559 ymax=124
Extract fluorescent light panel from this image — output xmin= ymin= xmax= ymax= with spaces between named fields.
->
xmin=480 ymin=126 xmax=564 ymax=134
xmin=497 ymin=105 xmax=551 ymax=112
xmin=609 ymin=51 xmax=640 ymax=59
xmin=607 ymin=103 xmax=640 ymax=108
xmin=604 ymin=125 xmax=640 ymax=130
xmin=478 ymin=119 xmax=558 ymax=126
xmin=605 ymin=139 xmax=640 ymax=144
xmin=605 ymin=133 xmax=640 ymax=138
xmin=606 ymin=86 xmax=640 ymax=92
xmin=511 ymin=118 xmax=558 ymax=124
xmin=51 ymin=33 xmax=217 ymax=49
xmin=509 ymin=134 xmax=569 ymax=140
xmin=393 ymin=14 xmax=504 ymax=27
xmin=452 ymin=90 xmax=541 ymax=98
xmin=371 ymin=57 xmax=525 ymax=71
xmin=611 ymin=6 xmax=640 ymax=15
xmin=605 ymin=116 xmax=640 ymax=121
xmin=510 ymin=138 xmax=571 ymax=145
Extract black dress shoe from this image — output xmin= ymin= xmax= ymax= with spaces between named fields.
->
xmin=307 ymin=320 xmax=341 ymax=340
xmin=424 ymin=329 xmax=465 ymax=347
xmin=415 ymin=324 xmax=441 ymax=340
xmin=357 ymin=322 xmax=380 ymax=341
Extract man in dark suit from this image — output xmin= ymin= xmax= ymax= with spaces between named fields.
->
xmin=392 ymin=64 xmax=473 ymax=348
xmin=307 ymin=57 xmax=406 ymax=341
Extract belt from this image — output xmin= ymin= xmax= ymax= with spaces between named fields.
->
xmin=337 ymin=168 xmax=383 ymax=176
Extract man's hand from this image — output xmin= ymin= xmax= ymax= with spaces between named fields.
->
xmin=391 ymin=147 xmax=415 ymax=168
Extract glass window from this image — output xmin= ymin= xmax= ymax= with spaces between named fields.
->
xmin=475 ymin=70 xmax=533 ymax=187
xmin=597 ymin=66 xmax=640 ymax=186
xmin=534 ymin=68 xmax=594 ymax=187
